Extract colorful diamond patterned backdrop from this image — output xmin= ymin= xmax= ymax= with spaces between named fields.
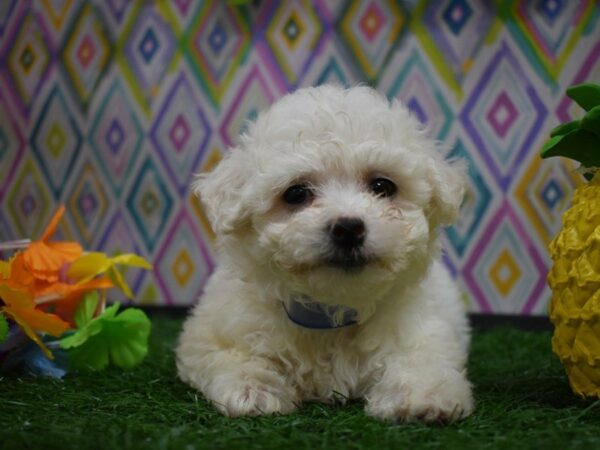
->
xmin=1 ymin=0 xmax=599 ymax=314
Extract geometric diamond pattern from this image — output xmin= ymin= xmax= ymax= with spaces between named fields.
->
xmin=384 ymin=47 xmax=453 ymax=140
xmin=0 ymin=1 xmax=18 ymax=40
xmin=122 ymin=5 xmax=175 ymax=111
xmin=443 ymin=0 xmax=473 ymax=35
xmin=460 ymin=41 xmax=547 ymax=192
xmin=504 ymin=0 xmax=597 ymax=82
xmin=67 ymin=160 xmax=109 ymax=247
xmin=444 ymin=139 xmax=493 ymax=258
xmin=126 ymin=156 xmax=174 ymax=253
xmin=101 ymin=0 xmax=131 ymax=26
xmin=0 ymin=3 xmax=599 ymax=312
xmin=61 ymin=3 xmax=111 ymax=109
xmin=89 ymin=79 xmax=143 ymax=196
xmin=185 ymin=1 xmax=250 ymax=107
xmin=219 ymin=65 xmax=276 ymax=147
xmin=134 ymin=275 xmax=161 ymax=306
xmin=5 ymin=158 xmax=53 ymax=239
xmin=338 ymin=0 xmax=405 ymax=81
xmin=414 ymin=0 xmax=495 ymax=97
xmin=515 ymin=156 xmax=582 ymax=245
xmin=556 ymin=41 xmax=600 ymax=123
xmin=0 ymin=91 xmax=25 ymax=200
xmin=263 ymin=0 xmax=323 ymax=87
xmin=301 ymin=36 xmax=359 ymax=87
xmin=94 ymin=0 xmax=133 ymax=41
xmin=162 ymin=0 xmax=200 ymax=33
xmin=37 ymin=0 xmax=79 ymax=48
xmin=317 ymin=0 xmax=347 ymax=24
xmin=0 ymin=211 xmax=12 ymax=246
xmin=155 ymin=210 xmax=213 ymax=305
xmin=5 ymin=13 xmax=52 ymax=116
xmin=463 ymin=202 xmax=547 ymax=314
xmin=150 ymin=72 xmax=211 ymax=195
xmin=30 ymin=85 xmax=82 ymax=199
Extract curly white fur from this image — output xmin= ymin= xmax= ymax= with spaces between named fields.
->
xmin=176 ymin=85 xmax=474 ymax=423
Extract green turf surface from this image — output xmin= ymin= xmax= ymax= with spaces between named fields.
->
xmin=1 ymin=314 xmax=600 ymax=450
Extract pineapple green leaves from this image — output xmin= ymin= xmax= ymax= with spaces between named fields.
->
xmin=541 ymin=83 xmax=600 ymax=171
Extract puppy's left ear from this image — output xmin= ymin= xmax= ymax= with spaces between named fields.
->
xmin=192 ymin=148 xmax=253 ymax=235
xmin=426 ymin=156 xmax=467 ymax=226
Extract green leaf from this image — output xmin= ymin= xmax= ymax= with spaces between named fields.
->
xmin=73 ymin=291 xmax=99 ymax=328
xmin=101 ymin=302 xmax=121 ymax=319
xmin=61 ymin=303 xmax=121 ymax=350
xmin=0 ymin=314 xmax=8 ymax=343
xmin=60 ymin=319 xmax=103 ymax=349
xmin=550 ymin=119 xmax=580 ymax=137
xmin=66 ymin=334 xmax=110 ymax=370
xmin=541 ymin=134 xmax=565 ymax=157
xmin=60 ymin=304 xmax=151 ymax=371
xmin=567 ymin=83 xmax=600 ymax=111
xmin=580 ymin=105 xmax=600 ymax=138
xmin=108 ymin=309 xmax=152 ymax=369
xmin=541 ymin=129 xmax=600 ymax=167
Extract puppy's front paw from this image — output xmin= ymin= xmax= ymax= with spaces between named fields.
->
xmin=209 ymin=382 xmax=298 ymax=417
xmin=365 ymin=369 xmax=473 ymax=423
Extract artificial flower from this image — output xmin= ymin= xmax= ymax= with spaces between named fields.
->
xmin=0 ymin=284 xmax=71 ymax=359
xmin=2 ymin=341 xmax=69 ymax=378
xmin=36 ymin=277 xmax=114 ymax=302
xmin=38 ymin=277 xmax=114 ymax=325
xmin=1 ymin=205 xmax=153 ymax=372
xmin=3 ymin=252 xmax=34 ymax=291
xmin=68 ymin=253 xmax=152 ymax=298
xmin=0 ymin=260 xmax=10 ymax=279
xmin=60 ymin=292 xmax=151 ymax=370
xmin=0 ymin=314 xmax=7 ymax=343
xmin=21 ymin=206 xmax=82 ymax=283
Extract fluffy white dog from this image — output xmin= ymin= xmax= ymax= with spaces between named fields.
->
xmin=176 ymin=85 xmax=473 ymax=423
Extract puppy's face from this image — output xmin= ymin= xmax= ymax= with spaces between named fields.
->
xmin=197 ymin=86 xmax=464 ymax=309
xmin=251 ymin=148 xmax=434 ymax=303
xmin=268 ymin=171 xmax=412 ymax=275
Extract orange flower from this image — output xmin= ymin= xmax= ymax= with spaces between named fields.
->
xmin=37 ymin=277 xmax=114 ymax=301
xmin=0 ymin=284 xmax=71 ymax=359
xmin=21 ymin=206 xmax=82 ymax=283
xmin=37 ymin=277 xmax=114 ymax=325
xmin=0 ymin=260 xmax=10 ymax=279
xmin=3 ymin=252 xmax=34 ymax=291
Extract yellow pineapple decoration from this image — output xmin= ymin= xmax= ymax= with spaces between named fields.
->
xmin=542 ymin=82 xmax=600 ymax=397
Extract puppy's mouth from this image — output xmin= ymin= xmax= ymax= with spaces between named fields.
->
xmin=325 ymin=250 xmax=370 ymax=274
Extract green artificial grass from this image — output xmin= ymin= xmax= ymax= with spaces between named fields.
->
xmin=2 ymin=314 xmax=600 ymax=450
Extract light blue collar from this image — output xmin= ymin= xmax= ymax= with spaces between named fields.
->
xmin=283 ymin=295 xmax=358 ymax=329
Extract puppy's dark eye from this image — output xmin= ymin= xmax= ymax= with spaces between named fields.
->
xmin=283 ymin=184 xmax=314 ymax=205
xmin=369 ymin=177 xmax=397 ymax=198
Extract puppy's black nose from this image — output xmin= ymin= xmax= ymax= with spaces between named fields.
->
xmin=329 ymin=217 xmax=366 ymax=249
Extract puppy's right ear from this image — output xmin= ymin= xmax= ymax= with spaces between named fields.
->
xmin=192 ymin=148 xmax=252 ymax=235
xmin=425 ymin=156 xmax=467 ymax=227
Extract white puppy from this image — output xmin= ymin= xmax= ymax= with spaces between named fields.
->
xmin=176 ymin=85 xmax=473 ymax=423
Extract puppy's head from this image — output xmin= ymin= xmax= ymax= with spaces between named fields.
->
xmin=195 ymin=85 xmax=465 ymax=313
